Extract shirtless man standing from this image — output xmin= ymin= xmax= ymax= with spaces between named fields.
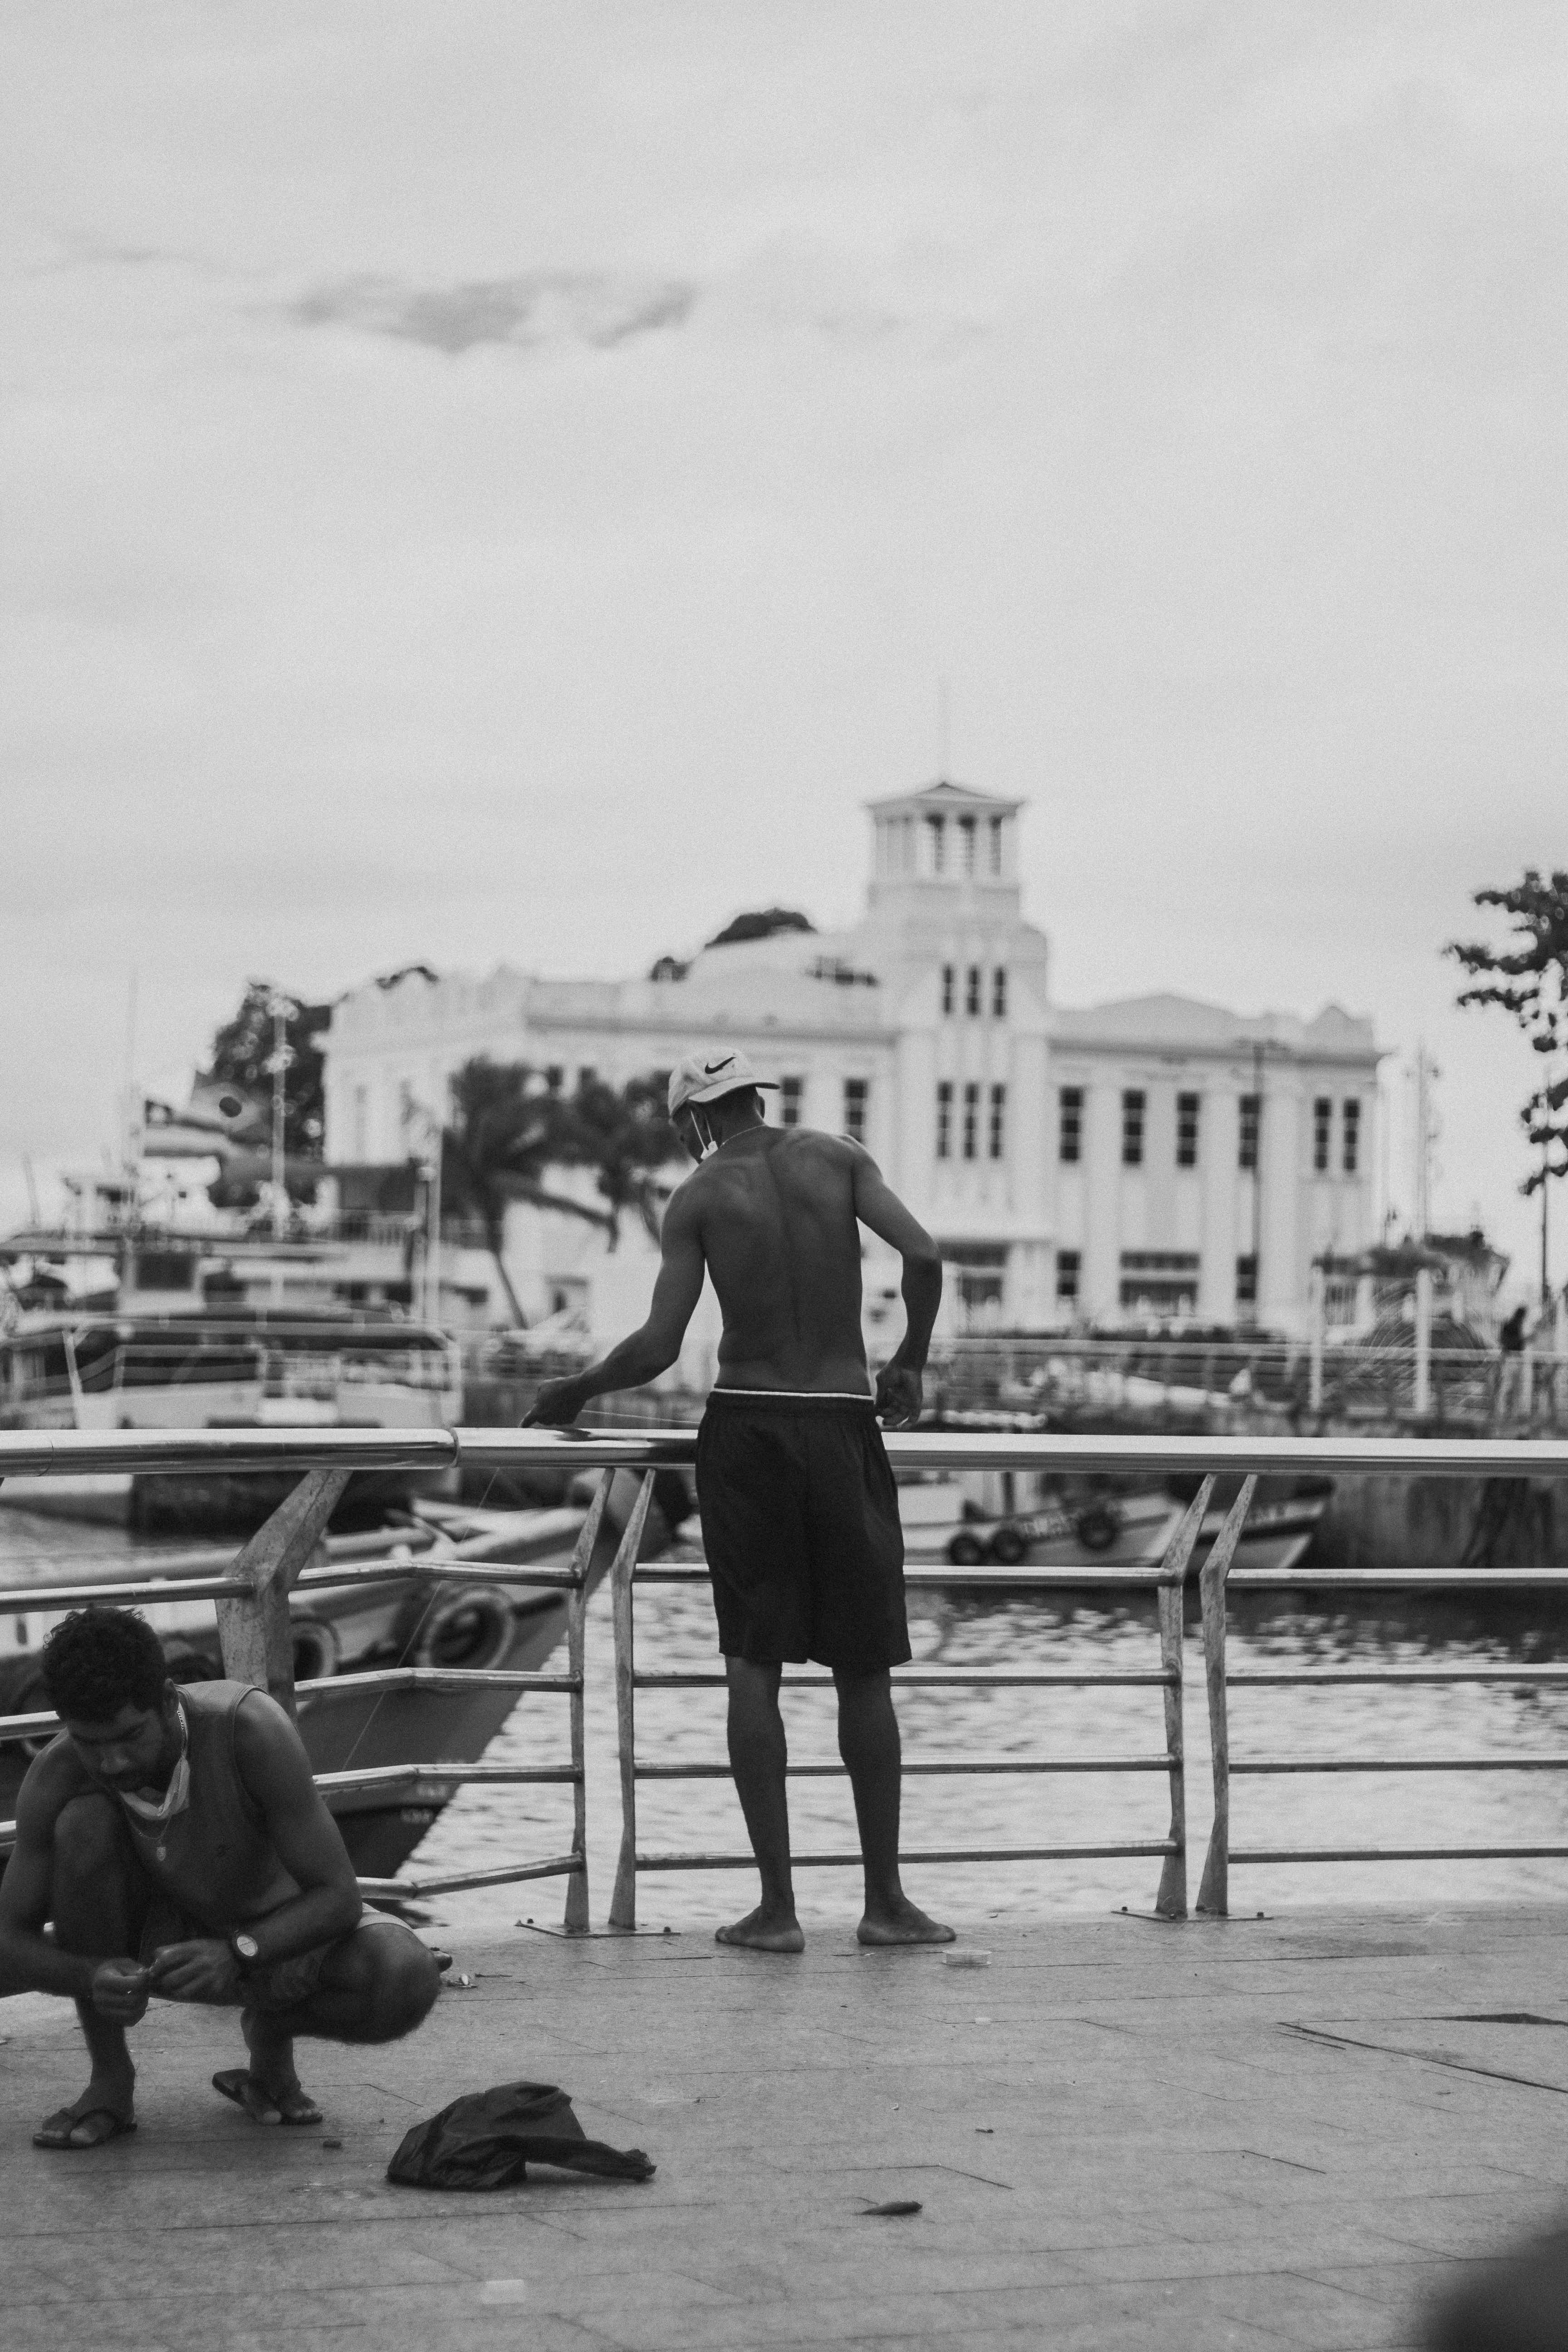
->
xmin=0 ymin=1607 xmax=441 ymax=2150
xmin=526 ymin=1047 xmax=953 ymax=1953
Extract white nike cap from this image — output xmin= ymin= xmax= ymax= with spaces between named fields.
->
xmin=667 ymin=1048 xmax=779 ymax=1118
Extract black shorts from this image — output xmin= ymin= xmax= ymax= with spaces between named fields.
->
xmin=696 ymin=1389 xmax=911 ymax=1674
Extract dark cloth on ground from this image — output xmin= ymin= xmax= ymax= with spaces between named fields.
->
xmin=386 ymin=2082 xmax=654 ymax=2190
xmin=696 ymin=1387 xmax=911 ymax=1672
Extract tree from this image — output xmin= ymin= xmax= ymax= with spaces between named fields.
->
xmin=705 ymin=907 xmax=815 ymax=949
xmin=554 ymin=1073 xmax=683 ymax=1247
xmin=207 ymin=983 xmax=329 ymax=1158
xmin=441 ymin=1060 xmax=614 ymax=1325
xmin=1448 ymin=872 xmax=1568 ymax=1289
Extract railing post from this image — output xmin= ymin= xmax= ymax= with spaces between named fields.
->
xmin=1195 ymin=1476 xmax=1256 ymax=1917
xmin=560 ymin=1471 xmax=614 ymax=1935
xmin=1152 ymin=1478 xmax=1214 ymax=1920
xmin=608 ymin=1470 xmax=658 ymax=1932
xmin=214 ymin=1467 xmax=352 ymax=1720
xmin=1308 ymin=1263 xmax=1325 ymax=1416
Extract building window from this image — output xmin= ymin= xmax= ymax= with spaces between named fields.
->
xmin=1059 ymin=1086 xmax=1083 ymax=1164
xmin=959 ymin=816 xmax=977 ymax=875
xmin=988 ymin=1083 xmax=1006 ymax=1160
xmin=1176 ymin=1092 xmax=1200 ymax=1169
xmin=577 ymin=1065 xmax=596 ymax=1093
xmin=779 ymin=1076 xmax=804 ymax=1128
xmin=926 ymin=814 xmax=946 ymax=874
xmin=1055 ymin=1249 xmax=1081 ymax=1306
xmin=1313 ymin=1096 xmax=1332 ymax=1173
xmin=965 ymin=964 xmax=982 ymax=1017
xmin=1238 ymin=1093 xmax=1260 ymax=1171
xmin=843 ymin=1078 xmax=868 ymax=1144
xmin=352 ymin=1084 xmax=368 ymax=1162
xmin=1343 ymin=1098 xmax=1361 ymax=1175
xmin=545 ymin=1065 xmax=564 ymax=1096
xmin=988 ymin=816 xmax=1004 ymax=877
xmin=1236 ymin=1253 xmax=1258 ymax=1306
xmin=992 ymin=966 xmax=1007 ymax=1018
xmin=941 ymin=964 xmax=955 ymax=1016
xmin=1121 ymin=1090 xmax=1145 ymax=1167
xmin=961 ymin=1081 xmax=980 ymax=1160
xmin=1119 ymin=1251 xmax=1200 ymax=1318
xmin=935 ymin=1081 xmax=952 ymax=1159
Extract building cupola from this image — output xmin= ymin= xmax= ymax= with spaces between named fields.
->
xmin=864 ymin=780 xmax=1024 ymax=917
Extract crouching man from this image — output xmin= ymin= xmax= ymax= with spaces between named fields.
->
xmin=0 ymin=1607 xmax=440 ymax=2150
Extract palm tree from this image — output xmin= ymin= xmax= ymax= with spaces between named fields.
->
xmin=555 ymin=1073 xmax=683 ymax=1248
xmin=441 ymin=1060 xmax=613 ymax=1325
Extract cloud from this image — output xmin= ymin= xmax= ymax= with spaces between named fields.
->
xmin=284 ymin=270 xmax=697 ymax=357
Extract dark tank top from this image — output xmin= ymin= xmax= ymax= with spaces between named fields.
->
xmin=118 ymin=1681 xmax=299 ymax=1932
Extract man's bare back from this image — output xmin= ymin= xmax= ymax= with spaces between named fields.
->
xmin=674 ymin=1125 xmax=878 ymax=1393
xmin=525 ymin=1087 xmax=940 ymax=1424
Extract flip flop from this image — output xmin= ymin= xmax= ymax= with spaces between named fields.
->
xmin=33 ymin=2105 xmax=137 ymax=2151
xmin=212 ymin=2068 xmax=322 ymax=2127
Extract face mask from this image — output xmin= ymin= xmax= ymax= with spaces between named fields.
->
xmin=118 ymin=1700 xmax=191 ymax=1861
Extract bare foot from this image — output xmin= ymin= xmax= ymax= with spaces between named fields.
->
xmin=858 ymin=1897 xmax=956 ymax=1947
xmin=715 ymin=1905 xmax=805 ymax=1954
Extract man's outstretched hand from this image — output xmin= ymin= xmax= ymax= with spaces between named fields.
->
xmin=874 ymin=1360 xmax=923 ymax=1429
xmin=522 ymin=1376 xmax=588 ymax=1428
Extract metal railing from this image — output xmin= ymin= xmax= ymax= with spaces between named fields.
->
xmin=5 ymin=1424 xmax=1568 ymax=1930
xmin=1193 ymin=1481 xmax=1568 ymax=1912
xmin=0 ymin=1434 xmax=628 ymax=1926
xmin=604 ymin=1469 xmax=1199 ymax=1927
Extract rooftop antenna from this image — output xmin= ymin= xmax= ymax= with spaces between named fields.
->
xmin=936 ymin=676 xmax=951 ymax=782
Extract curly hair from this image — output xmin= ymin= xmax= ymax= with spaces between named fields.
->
xmin=41 ymin=1608 xmax=169 ymax=1721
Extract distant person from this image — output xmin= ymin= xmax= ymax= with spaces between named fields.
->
xmin=525 ymin=1048 xmax=952 ymax=1954
xmin=0 ymin=1609 xmax=441 ymax=2150
xmin=1497 ymin=1303 xmax=1529 ymax=1421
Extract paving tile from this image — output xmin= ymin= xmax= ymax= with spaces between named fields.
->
xmin=9 ymin=1905 xmax=1568 ymax=2352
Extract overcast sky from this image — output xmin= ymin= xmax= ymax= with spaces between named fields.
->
xmin=3 ymin=3 xmax=1564 ymax=1288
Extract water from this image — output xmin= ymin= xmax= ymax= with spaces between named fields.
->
xmin=8 ymin=1508 xmax=1568 ymax=1935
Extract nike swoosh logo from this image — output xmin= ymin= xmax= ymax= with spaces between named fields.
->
xmin=703 ymin=1058 xmax=735 ymax=1074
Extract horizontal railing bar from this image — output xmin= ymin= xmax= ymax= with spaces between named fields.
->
xmin=293 ymin=1559 xmax=583 ymax=1593
xmin=635 ymin=1563 xmax=1182 ymax=1590
xmin=0 ymin=1429 xmax=459 ymax=1477
xmin=1227 ymin=1667 xmax=1568 ymax=1686
xmin=1229 ymin=1568 xmax=1568 ymax=1590
xmin=1232 ymin=1755 xmax=1568 ymax=1774
xmin=1231 ymin=1843 xmax=1568 ymax=1863
xmin=636 ymin=1840 xmax=1177 ymax=1870
xmin=357 ymin=1855 xmax=582 ymax=1899
xmin=5 ymin=1424 xmax=1568 ymax=1480
xmin=636 ymin=1754 xmax=1175 ymax=1779
xmin=633 ymin=1668 xmax=1176 ymax=1689
xmin=298 ymin=1667 xmax=579 ymax=1698
xmin=313 ymin=1762 xmax=579 ymax=1795
xmin=0 ymin=1575 xmax=253 ymax=1610
xmin=0 ymin=1558 xmax=584 ymax=1614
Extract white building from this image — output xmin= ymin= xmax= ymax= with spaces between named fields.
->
xmin=323 ymin=782 xmax=1381 ymax=1345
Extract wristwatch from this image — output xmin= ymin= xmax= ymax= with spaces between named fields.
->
xmin=228 ymin=1931 xmax=262 ymax=1972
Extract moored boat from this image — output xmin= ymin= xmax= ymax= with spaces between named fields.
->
xmin=0 ymin=1308 xmax=461 ymax=1529
xmin=0 ymin=1469 xmax=678 ymax=1886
